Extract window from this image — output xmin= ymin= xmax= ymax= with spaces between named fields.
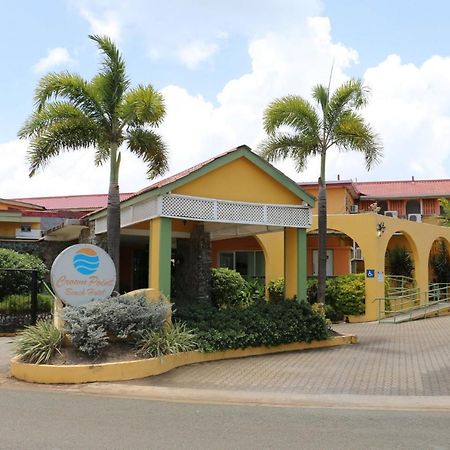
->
xmin=20 ymin=224 xmax=32 ymax=233
xmin=219 ymin=251 xmax=265 ymax=282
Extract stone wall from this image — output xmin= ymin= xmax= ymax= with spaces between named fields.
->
xmin=173 ymin=224 xmax=211 ymax=305
xmin=0 ymin=239 xmax=76 ymax=272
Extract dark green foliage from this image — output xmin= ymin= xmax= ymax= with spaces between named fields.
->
xmin=175 ymin=299 xmax=329 ymax=352
xmin=267 ymin=278 xmax=284 ymax=302
xmin=387 ymin=246 xmax=414 ymax=278
xmin=0 ymin=249 xmax=47 ymax=299
xmin=210 ymin=268 xmax=248 ymax=309
xmin=136 ymin=322 xmax=197 ymax=358
xmin=14 ymin=320 xmax=63 ymax=364
xmin=240 ymin=279 xmax=266 ymax=304
xmin=62 ymin=294 xmax=170 ymax=357
xmin=430 ymin=240 xmax=450 ymax=283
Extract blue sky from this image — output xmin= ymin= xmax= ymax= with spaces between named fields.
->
xmin=2 ymin=0 xmax=450 ymax=197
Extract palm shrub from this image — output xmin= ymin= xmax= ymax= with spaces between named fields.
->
xmin=14 ymin=320 xmax=63 ymax=364
xmin=136 ymin=322 xmax=197 ymax=358
xmin=430 ymin=240 xmax=450 ymax=283
xmin=387 ymin=246 xmax=414 ymax=278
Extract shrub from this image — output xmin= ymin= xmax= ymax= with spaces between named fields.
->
xmin=430 ymin=240 xmax=450 ymax=283
xmin=306 ymin=278 xmax=344 ymax=322
xmin=240 ymin=279 xmax=265 ymax=304
xmin=62 ymin=294 xmax=171 ymax=357
xmin=0 ymin=293 xmax=53 ymax=312
xmin=328 ymin=274 xmax=366 ymax=316
xmin=387 ymin=246 xmax=414 ymax=278
xmin=210 ymin=268 xmax=248 ymax=309
xmin=136 ymin=322 xmax=197 ymax=358
xmin=0 ymin=249 xmax=47 ymax=299
xmin=14 ymin=320 xmax=63 ymax=364
xmin=175 ymin=299 xmax=329 ymax=352
xmin=267 ymin=278 xmax=284 ymax=303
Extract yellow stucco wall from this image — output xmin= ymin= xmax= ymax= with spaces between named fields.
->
xmin=173 ymin=157 xmax=302 ymax=205
xmin=303 ymin=187 xmax=350 ymax=215
xmin=258 ymin=213 xmax=450 ymax=322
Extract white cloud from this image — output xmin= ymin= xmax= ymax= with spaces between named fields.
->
xmin=33 ymin=48 xmax=74 ymax=74
xmin=178 ymin=40 xmax=219 ymax=69
xmin=78 ymin=8 xmax=121 ymax=42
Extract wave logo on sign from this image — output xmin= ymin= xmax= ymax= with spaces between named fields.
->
xmin=73 ymin=248 xmax=100 ymax=275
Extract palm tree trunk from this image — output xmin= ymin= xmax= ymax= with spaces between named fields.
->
xmin=317 ymin=151 xmax=327 ymax=304
xmin=107 ymin=143 xmax=121 ymax=292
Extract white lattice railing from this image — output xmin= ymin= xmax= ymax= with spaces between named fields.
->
xmin=159 ymin=194 xmax=311 ymax=228
xmin=95 ymin=193 xmax=312 ymax=234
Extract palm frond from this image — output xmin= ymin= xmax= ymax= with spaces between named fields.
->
xmin=27 ymin=118 xmax=98 ymax=176
xmin=126 ymin=128 xmax=168 ymax=178
xmin=263 ymin=95 xmax=320 ymax=138
xmin=333 ymin=111 xmax=382 ymax=169
xmin=326 ymin=79 xmax=369 ymax=129
xmin=312 ymin=84 xmax=329 ymax=114
xmin=33 ymin=72 xmax=106 ymax=125
xmin=18 ymin=102 xmax=94 ymax=139
xmin=258 ymin=132 xmax=318 ymax=172
xmin=120 ymin=85 xmax=166 ymax=126
xmin=89 ymin=35 xmax=129 ymax=115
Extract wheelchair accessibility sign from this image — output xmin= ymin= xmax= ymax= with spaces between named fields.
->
xmin=366 ymin=269 xmax=375 ymax=278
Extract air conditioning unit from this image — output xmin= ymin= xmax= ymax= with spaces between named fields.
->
xmin=408 ymin=213 xmax=422 ymax=222
xmin=352 ymin=248 xmax=363 ymax=260
xmin=350 ymin=204 xmax=359 ymax=214
xmin=384 ymin=211 xmax=398 ymax=218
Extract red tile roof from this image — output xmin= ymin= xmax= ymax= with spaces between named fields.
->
xmin=355 ymin=179 xmax=450 ymax=199
xmin=13 ymin=193 xmax=133 ymax=211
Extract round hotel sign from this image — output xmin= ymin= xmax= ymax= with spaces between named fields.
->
xmin=50 ymin=244 xmax=116 ymax=306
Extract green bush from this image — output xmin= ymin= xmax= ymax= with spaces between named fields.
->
xmin=267 ymin=278 xmax=284 ymax=302
xmin=306 ymin=278 xmax=344 ymax=322
xmin=210 ymin=268 xmax=248 ymax=309
xmin=14 ymin=320 xmax=63 ymax=364
xmin=328 ymin=274 xmax=366 ymax=316
xmin=136 ymin=322 xmax=197 ymax=358
xmin=62 ymin=294 xmax=171 ymax=357
xmin=175 ymin=299 xmax=329 ymax=352
xmin=0 ymin=249 xmax=47 ymax=299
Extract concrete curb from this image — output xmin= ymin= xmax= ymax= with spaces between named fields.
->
xmin=11 ymin=334 xmax=357 ymax=384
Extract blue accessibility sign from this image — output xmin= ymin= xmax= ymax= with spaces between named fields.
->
xmin=366 ymin=269 xmax=375 ymax=278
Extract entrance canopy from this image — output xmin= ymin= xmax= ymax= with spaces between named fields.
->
xmin=89 ymin=145 xmax=314 ymax=300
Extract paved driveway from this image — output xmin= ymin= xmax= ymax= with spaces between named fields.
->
xmin=0 ymin=337 xmax=13 ymax=377
xmin=126 ymin=316 xmax=450 ymax=396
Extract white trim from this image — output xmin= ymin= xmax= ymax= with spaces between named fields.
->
xmin=94 ymin=193 xmax=312 ymax=235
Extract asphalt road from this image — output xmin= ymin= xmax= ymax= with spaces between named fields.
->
xmin=1 ymin=387 xmax=450 ymax=450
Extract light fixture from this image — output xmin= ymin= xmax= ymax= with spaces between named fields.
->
xmin=376 ymin=222 xmax=386 ymax=238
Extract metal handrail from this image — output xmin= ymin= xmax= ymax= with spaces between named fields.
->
xmin=374 ymin=283 xmax=450 ymax=323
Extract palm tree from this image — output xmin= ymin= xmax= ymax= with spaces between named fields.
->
xmin=259 ymin=79 xmax=382 ymax=303
xmin=18 ymin=35 xmax=168 ymax=290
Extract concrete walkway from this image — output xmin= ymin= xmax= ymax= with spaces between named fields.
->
xmin=124 ymin=316 xmax=450 ymax=397
xmin=3 ymin=316 xmax=450 ymax=408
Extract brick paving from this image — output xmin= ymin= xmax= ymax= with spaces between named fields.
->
xmin=126 ymin=316 xmax=450 ymax=396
